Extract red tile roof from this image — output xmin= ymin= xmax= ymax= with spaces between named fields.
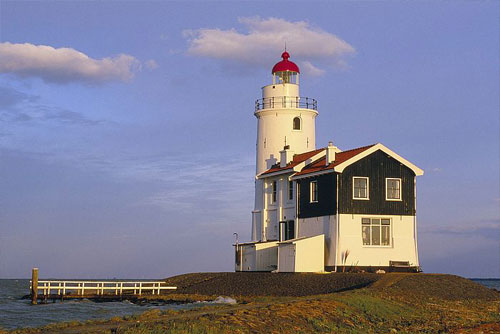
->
xmin=294 ymin=144 xmax=375 ymax=176
xmin=260 ymin=148 xmax=324 ymax=176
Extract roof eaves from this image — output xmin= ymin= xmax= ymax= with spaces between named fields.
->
xmin=333 ymin=143 xmax=424 ymax=176
xmin=257 ymin=167 xmax=295 ymax=179
xmin=291 ymin=168 xmax=334 ymax=180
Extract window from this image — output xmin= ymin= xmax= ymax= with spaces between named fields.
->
xmin=271 ymin=181 xmax=277 ymax=203
xmin=281 ymin=220 xmax=295 ymax=241
xmin=386 ymin=178 xmax=402 ymax=201
xmin=353 ymin=177 xmax=369 ymax=200
xmin=310 ymin=181 xmax=318 ymax=203
xmin=362 ymin=218 xmax=391 ymax=246
xmin=293 ymin=117 xmax=301 ymax=130
xmin=288 ymin=180 xmax=293 ymax=201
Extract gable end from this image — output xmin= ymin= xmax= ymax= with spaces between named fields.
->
xmin=338 ymin=150 xmax=416 ymax=215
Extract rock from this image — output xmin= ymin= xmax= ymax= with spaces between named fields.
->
xmin=376 ymin=269 xmax=386 ymax=274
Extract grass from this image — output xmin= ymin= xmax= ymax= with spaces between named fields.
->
xmin=5 ymin=273 xmax=500 ymax=334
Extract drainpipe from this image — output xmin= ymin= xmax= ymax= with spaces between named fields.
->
xmin=335 ymin=174 xmax=340 ymax=273
xmin=233 ymin=233 xmax=240 ymax=272
xmin=414 ymin=176 xmax=419 ymax=268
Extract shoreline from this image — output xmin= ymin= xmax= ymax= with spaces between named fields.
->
xmin=3 ymin=273 xmax=499 ymax=334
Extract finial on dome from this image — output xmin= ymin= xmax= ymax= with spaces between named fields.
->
xmin=272 ymin=50 xmax=300 ymax=74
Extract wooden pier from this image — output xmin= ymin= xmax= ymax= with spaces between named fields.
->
xmin=30 ymin=268 xmax=176 ymax=304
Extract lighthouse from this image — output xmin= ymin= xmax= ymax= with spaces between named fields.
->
xmin=236 ymin=51 xmax=423 ymax=273
xmin=254 ymin=51 xmax=318 ymax=175
xmin=252 ymin=52 xmax=319 ymax=241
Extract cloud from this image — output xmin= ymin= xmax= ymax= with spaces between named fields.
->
xmin=58 ymin=150 xmax=255 ymax=220
xmin=301 ymin=61 xmax=326 ymax=77
xmin=0 ymin=86 xmax=99 ymax=125
xmin=145 ymin=59 xmax=159 ymax=70
xmin=0 ymin=42 xmax=143 ymax=84
xmin=420 ymin=218 xmax=500 ymax=240
xmin=0 ymin=86 xmax=39 ymax=109
xmin=185 ymin=17 xmax=355 ymax=75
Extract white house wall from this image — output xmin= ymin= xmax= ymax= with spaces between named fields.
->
xmin=237 ymin=242 xmax=278 ymax=272
xmin=337 ymin=214 xmax=418 ymax=268
xmin=295 ymin=234 xmax=325 ymax=272
xmin=278 ymin=235 xmax=325 ymax=273
xmin=297 ymin=216 xmax=336 ymax=267
xmin=277 ymin=243 xmax=295 ymax=272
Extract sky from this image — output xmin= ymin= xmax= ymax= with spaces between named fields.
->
xmin=0 ymin=1 xmax=498 ymax=279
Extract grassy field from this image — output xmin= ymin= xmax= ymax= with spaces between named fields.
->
xmin=4 ymin=273 xmax=499 ymax=334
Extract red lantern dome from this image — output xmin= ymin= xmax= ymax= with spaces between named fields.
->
xmin=272 ymin=51 xmax=300 ymax=74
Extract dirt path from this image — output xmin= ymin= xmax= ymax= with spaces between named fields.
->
xmin=369 ymin=273 xmax=409 ymax=289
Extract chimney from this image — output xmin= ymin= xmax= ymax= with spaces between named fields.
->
xmin=326 ymin=141 xmax=338 ymax=166
xmin=280 ymin=145 xmax=294 ymax=168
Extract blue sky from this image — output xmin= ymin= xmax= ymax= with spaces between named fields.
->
xmin=0 ymin=1 xmax=498 ymax=279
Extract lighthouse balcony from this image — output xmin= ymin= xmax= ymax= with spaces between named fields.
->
xmin=255 ymin=96 xmax=317 ymax=112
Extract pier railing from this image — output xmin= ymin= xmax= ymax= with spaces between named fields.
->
xmin=255 ymin=96 xmax=317 ymax=112
xmin=29 ymin=268 xmax=177 ymax=304
xmin=30 ymin=280 xmax=177 ymax=297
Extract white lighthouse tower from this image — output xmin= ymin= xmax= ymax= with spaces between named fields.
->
xmin=252 ymin=51 xmax=318 ymax=241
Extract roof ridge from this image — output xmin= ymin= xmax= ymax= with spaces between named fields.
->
xmin=338 ymin=143 xmax=376 ymax=154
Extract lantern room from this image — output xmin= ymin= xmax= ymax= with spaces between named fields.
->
xmin=272 ymin=51 xmax=300 ymax=85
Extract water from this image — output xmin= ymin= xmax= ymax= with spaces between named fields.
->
xmin=0 ymin=278 xmax=498 ymax=330
xmin=470 ymin=278 xmax=500 ymax=291
xmin=0 ymin=279 xmax=213 ymax=330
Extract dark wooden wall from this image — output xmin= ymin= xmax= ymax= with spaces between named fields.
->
xmin=338 ymin=150 xmax=415 ymax=215
xmin=297 ymin=173 xmax=336 ymax=218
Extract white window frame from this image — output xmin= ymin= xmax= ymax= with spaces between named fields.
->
xmin=270 ymin=180 xmax=277 ymax=204
xmin=352 ymin=176 xmax=369 ymax=200
xmin=386 ymin=178 xmax=402 ymax=201
xmin=361 ymin=218 xmax=392 ymax=247
xmin=310 ymin=180 xmax=318 ymax=203
xmin=292 ymin=117 xmax=302 ymax=131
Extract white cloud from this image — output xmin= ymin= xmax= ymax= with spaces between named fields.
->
xmin=0 ymin=42 xmax=142 ymax=84
xmin=185 ymin=17 xmax=355 ymax=74
xmin=420 ymin=218 xmax=500 ymax=238
xmin=145 ymin=59 xmax=159 ymax=70
xmin=301 ymin=61 xmax=326 ymax=77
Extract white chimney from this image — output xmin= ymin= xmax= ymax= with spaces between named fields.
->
xmin=280 ymin=145 xmax=294 ymax=168
xmin=326 ymin=141 xmax=338 ymax=166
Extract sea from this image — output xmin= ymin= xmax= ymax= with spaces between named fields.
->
xmin=0 ymin=278 xmax=498 ymax=330
xmin=0 ymin=279 xmax=231 ymax=330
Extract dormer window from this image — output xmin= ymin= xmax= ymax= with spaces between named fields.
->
xmin=293 ymin=117 xmax=301 ymax=130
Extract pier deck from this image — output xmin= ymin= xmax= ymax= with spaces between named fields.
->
xmin=30 ymin=269 xmax=177 ymax=304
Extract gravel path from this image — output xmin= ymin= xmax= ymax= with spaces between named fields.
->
xmin=163 ymin=272 xmax=380 ymax=296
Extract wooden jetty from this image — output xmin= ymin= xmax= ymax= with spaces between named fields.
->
xmin=30 ymin=268 xmax=176 ymax=304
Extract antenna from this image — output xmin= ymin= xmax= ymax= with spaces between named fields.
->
xmin=284 ymin=41 xmax=287 ymax=52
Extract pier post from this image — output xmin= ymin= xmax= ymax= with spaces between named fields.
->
xmin=31 ymin=268 xmax=38 ymax=305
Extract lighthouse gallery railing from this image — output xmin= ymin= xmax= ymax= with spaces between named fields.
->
xmin=255 ymin=96 xmax=317 ymax=112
